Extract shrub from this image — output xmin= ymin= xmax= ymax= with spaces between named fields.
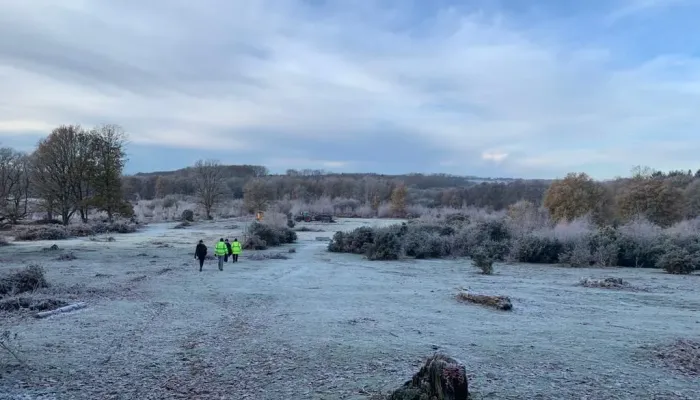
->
xmin=509 ymin=234 xmax=562 ymax=264
xmin=0 ymin=264 xmax=48 ymax=297
xmin=656 ymin=245 xmax=697 ymax=274
xmin=328 ymin=227 xmax=375 ymax=254
xmin=0 ymin=236 xmax=8 ymax=246
xmin=103 ymin=222 xmax=138 ymax=234
xmin=325 ymin=213 xmax=700 ymax=273
xmin=328 ymin=225 xmax=403 ymax=260
xmin=558 ymin=239 xmax=593 ymax=267
xmin=403 ymin=231 xmax=451 ymax=259
xmin=15 ymin=226 xmax=69 ymax=241
xmin=365 ymin=229 xmax=401 ymax=260
xmin=181 ymin=209 xmax=194 ymax=222
xmin=162 ymin=195 xmax=178 ymax=209
xmin=243 ymin=235 xmax=267 ymax=250
xmin=246 ymin=222 xmax=296 ymax=247
xmin=68 ymin=224 xmax=95 ymax=237
xmin=14 ymin=222 xmax=137 ymax=241
xmin=616 ymin=232 xmax=664 ymax=268
xmin=472 ymin=248 xmax=494 ymax=274
xmin=589 ymin=226 xmax=619 ymax=267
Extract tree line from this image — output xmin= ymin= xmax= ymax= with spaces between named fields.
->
xmin=5 ymin=124 xmax=700 ymax=228
xmin=125 ymin=165 xmax=551 ymax=212
xmin=0 ymin=124 xmax=131 ymax=226
xmin=543 ymin=167 xmax=700 ymax=227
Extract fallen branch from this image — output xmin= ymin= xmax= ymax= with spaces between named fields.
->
xmin=0 ymin=339 xmax=26 ymax=366
xmin=457 ymin=292 xmax=512 ymax=311
xmin=34 ymin=302 xmax=87 ymax=319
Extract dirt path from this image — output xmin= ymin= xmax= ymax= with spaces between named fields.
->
xmin=1 ymin=219 xmax=699 ymax=399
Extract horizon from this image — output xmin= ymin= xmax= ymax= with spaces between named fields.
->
xmin=2 ymin=1 xmax=700 ymax=180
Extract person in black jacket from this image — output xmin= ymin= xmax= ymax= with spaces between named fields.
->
xmin=224 ymin=239 xmax=232 ymax=262
xmin=194 ymin=240 xmax=207 ymax=272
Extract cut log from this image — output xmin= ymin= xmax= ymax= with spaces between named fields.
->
xmin=388 ymin=354 xmax=468 ymax=400
xmin=457 ymin=292 xmax=512 ymax=311
xmin=34 ymin=302 xmax=87 ymax=319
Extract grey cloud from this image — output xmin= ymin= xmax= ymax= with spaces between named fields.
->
xmin=1 ymin=0 xmax=700 ymax=178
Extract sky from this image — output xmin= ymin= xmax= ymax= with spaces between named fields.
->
xmin=1 ymin=0 xmax=700 ymax=179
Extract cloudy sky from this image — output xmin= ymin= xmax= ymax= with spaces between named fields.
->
xmin=1 ymin=0 xmax=699 ymax=178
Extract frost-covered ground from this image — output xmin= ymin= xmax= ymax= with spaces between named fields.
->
xmin=1 ymin=218 xmax=699 ymax=399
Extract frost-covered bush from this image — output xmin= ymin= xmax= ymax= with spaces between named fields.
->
xmin=328 ymin=227 xmax=376 ymax=254
xmin=15 ymin=221 xmax=138 ymax=242
xmin=365 ymin=229 xmax=402 ymax=260
xmin=472 ymin=249 xmax=494 ymax=275
xmin=326 ymin=211 xmax=700 ymax=272
xmin=243 ymin=235 xmax=267 ymax=250
xmin=14 ymin=226 xmax=69 ymax=241
xmin=656 ymin=245 xmax=697 ymax=275
xmin=162 ymin=195 xmax=178 ymax=209
xmin=616 ymin=219 xmax=665 ymax=268
xmin=181 ymin=209 xmax=194 ymax=222
xmin=328 ymin=225 xmax=405 ymax=259
xmin=589 ymin=226 xmax=620 ymax=267
xmin=403 ymin=230 xmax=452 ymax=259
xmin=245 ymin=222 xmax=296 ymax=247
xmin=509 ymin=234 xmax=562 ymax=264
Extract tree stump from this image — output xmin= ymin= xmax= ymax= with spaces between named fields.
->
xmin=388 ymin=354 xmax=468 ymax=400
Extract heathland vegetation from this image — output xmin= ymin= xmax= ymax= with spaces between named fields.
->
xmin=3 ymin=125 xmax=700 ymax=274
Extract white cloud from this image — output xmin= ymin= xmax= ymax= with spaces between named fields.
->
xmin=0 ymin=0 xmax=699 ymax=177
xmin=481 ymin=151 xmax=509 ymax=162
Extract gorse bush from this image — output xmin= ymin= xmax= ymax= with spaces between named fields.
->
xmin=14 ymin=221 xmax=139 ymax=241
xmin=15 ymin=226 xmax=70 ymax=241
xmin=510 ymin=234 xmax=563 ymax=264
xmin=328 ymin=214 xmax=700 ymax=274
xmin=244 ymin=222 xmax=297 ymax=250
xmin=472 ymin=249 xmax=494 ymax=274
xmin=656 ymin=244 xmax=698 ymax=274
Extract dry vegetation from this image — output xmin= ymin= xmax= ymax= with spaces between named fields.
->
xmin=456 ymin=292 xmax=513 ymax=311
xmin=649 ymin=339 xmax=700 ymax=377
xmin=326 ymin=206 xmax=700 ymax=275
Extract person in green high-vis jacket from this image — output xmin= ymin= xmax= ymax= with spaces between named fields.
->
xmin=231 ymin=238 xmax=242 ymax=263
xmin=214 ymin=238 xmax=228 ymax=271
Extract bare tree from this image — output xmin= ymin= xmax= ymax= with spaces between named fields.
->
xmin=0 ymin=148 xmax=30 ymax=224
xmin=91 ymin=124 xmax=132 ymax=222
xmin=243 ymin=179 xmax=271 ymax=214
xmin=194 ymin=159 xmax=227 ymax=219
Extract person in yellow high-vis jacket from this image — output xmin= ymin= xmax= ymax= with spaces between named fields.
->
xmin=214 ymin=238 xmax=228 ymax=271
xmin=231 ymin=238 xmax=242 ymax=262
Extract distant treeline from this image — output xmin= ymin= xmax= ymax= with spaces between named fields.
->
xmin=122 ymin=163 xmax=700 ymax=227
xmin=122 ymin=166 xmax=551 ymax=211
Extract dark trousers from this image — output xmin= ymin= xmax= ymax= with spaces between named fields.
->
xmin=232 ymin=254 xmax=239 ymax=262
xmin=224 ymin=254 xmax=229 ymax=262
xmin=197 ymin=257 xmax=204 ymax=271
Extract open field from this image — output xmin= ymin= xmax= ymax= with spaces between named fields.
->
xmin=1 ymin=218 xmax=699 ymax=399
